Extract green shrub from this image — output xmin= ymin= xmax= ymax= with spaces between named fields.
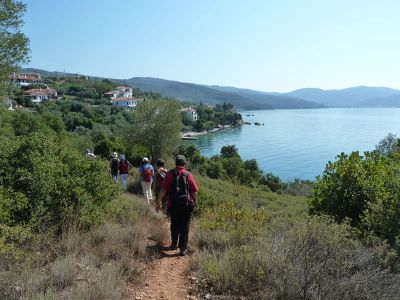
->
xmin=0 ymin=111 xmax=118 ymax=262
xmin=309 ymin=151 xmax=400 ymax=246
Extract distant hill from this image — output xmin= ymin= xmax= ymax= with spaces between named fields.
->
xmin=208 ymin=85 xmax=324 ymax=109
xmin=20 ymin=68 xmax=400 ymax=109
xmin=286 ymin=86 xmax=400 ymax=107
xmin=125 ymin=77 xmax=324 ymax=110
xmin=21 ymin=68 xmax=98 ymax=79
xmin=358 ymin=94 xmax=400 ymax=107
xmin=123 ymin=77 xmax=272 ymax=110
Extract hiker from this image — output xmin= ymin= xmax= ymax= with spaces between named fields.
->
xmin=119 ymin=154 xmax=133 ymax=191
xmin=109 ymin=152 xmax=119 ymax=184
xmin=139 ymin=157 xmax=154 ymax=204
xmin=156 ymin=155 xmax=199 ymax=256
xmin=154 ymin=159 xmax=167 ymax=210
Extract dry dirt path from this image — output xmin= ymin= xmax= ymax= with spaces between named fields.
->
xmin=128 ymin=221 xmax=198 ymax=300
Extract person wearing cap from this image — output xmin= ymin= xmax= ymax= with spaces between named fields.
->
xmin=139 ymin=157 xmax=154 ymax=204
xmin=118 ymin=154 xmax=133 ymax=191
xmin=156 ymin=155 xmax=199 ymax=256
xmin=109 ymin=152 xmax=119 ymax=184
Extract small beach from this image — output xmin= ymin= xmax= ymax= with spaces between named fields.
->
xmin=181 ymin=125 xmax=233 ymax=138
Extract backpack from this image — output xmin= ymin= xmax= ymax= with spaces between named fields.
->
xmin=169 ymin=169 xmax=190 ymax=207
xmin=119 ymin=161 xmax=129 ymax=174
xmin=111 ymin=158 xmax=119 ymax=174
xmin=143 ymin=166 xmax=153 ymax=182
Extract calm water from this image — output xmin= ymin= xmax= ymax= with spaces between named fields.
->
xmin=184 ymin=108 xmax=400 ymax=180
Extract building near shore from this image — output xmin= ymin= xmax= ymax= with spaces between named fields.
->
xmin=24 ymin=88 xmax=58 ymax=104
xmin=111 ymin=97 xmax=144 ymax=110
xmin=105 ymin=86 xmax=133 ymax=99
xmin=181 ymin=106 xmax=198 ymax=122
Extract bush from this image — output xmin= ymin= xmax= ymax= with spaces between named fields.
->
xmin=194 ymin=216 xmax=400 ymax=299
xmin=50 ymin=256 xmax=78 ymax=289
xmin=309 ymin=151 xmax=387 ymax=227
xmin=309 ymin=151 xmax=400 ymax=247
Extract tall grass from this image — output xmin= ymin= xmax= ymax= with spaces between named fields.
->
xmin=0 ymin=193 xmax=166 ymax=300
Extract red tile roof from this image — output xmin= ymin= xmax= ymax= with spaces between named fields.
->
xmin=9 ymin=73 xmax=42 ymax=81
xmin=105 ymin=90 xmax=117 ymax=95
xmin=112 ymin=97 xmax=144 ymax=101
xmin=181 ymin=106 xmax=197 ymax=112
xmin=24 ymin=88 xmax=57 ymax=96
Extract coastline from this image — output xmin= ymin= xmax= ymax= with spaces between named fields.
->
xmin=181 ymin=125 xmax=234 ymax=138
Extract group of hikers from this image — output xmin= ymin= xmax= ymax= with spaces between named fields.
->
xmin=109 ymin=152 xmax=199 ymax=256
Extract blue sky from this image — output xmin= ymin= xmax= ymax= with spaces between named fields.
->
xmin=23 ymin=0 xmax=400 ymax=92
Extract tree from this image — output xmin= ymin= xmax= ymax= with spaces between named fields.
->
xmin=126 ymin=99 xmax=181 ymax=160
xmin=309 ymin=151 xmax=388 ymax=227
xmin=0 ymin=0 xmax=30 ymax=100
xmin=220 ymin=145 xmax=240 ymax=159
xmin=375 ymin=133 xmax=400 ymax=157
xmin=309 ymin=150 xmax=400 ymax=245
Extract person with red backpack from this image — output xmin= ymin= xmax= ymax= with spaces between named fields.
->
xmin=139 ymin=157 xmax=154 ymax=204
xmin=119 ymin=154 xmax=133 ymax=191
xmin=156 ymin=155 xmax=199 ymax=256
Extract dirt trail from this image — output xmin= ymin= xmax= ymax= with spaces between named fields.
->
xmin=129 ymin=222 xmax=197 ymax=300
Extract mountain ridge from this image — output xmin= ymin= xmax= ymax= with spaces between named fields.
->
xmin=21 ymin=68 xmax=400 ymax=110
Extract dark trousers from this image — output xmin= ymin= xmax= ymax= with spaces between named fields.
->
xmin=168 ymin=206 xmax=193 ymax=251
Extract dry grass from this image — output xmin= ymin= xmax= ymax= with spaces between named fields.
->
xmin=50 ymin=255 xmax=78 ymax=290
xmin=193 ymin=216 xmax=400 ymax=299
xmin=0 ymin=193 xmax=166 ymax=300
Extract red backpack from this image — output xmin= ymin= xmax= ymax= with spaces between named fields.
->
xmin=143 ymin=167 xmax=153 ymax=182
xmin=119 ymin=161 xmax=129 ymax=174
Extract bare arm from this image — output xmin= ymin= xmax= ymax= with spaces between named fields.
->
xmin=156 ymin=188 xmax=167 ymax=212
xmin=192 ymin=192 xmax=198 ymax=204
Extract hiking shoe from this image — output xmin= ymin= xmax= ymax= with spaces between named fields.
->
xmin=167 ymin=245 xmax=177 ymax=250
xmin=179 ymin=250 xmax=187 ymax=256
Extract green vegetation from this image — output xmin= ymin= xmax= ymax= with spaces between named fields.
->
xmin=182 ymin=102 xmax=242 ymax=132
xmin=0 ymin=106 xmax=167 ymax=299
xmin=0 ymin=0 xmax=30 ymax=100
xmin=309 ymin=136 xmax=400 ymax=255
xmin=127 ymin=98 xmax=181 ymax=160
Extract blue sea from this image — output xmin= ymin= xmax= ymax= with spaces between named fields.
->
xmin=184 ymin=108 xmax=400 ymax=180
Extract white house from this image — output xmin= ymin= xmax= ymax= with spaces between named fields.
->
xmin=9 ymin=73 xmax=43 ymax=87
xmin=105 ymin=86 xmax=133 ymax=99
xmin=181 ymin=106 xmax=198 ymax=122
xmin=111 ymin=97 xmax=144 ymax=110
xmin=24 ymin=88 xmax=58 ymax=104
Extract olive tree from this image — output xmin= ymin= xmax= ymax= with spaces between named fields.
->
xmin=0 ymin=0 xmax=30 ymax=100
xmin=126 ymin=99 xmax=181 ymax=161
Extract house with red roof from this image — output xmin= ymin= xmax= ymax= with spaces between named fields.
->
xmin=105 ymin=85 xmax=143 ymax=110
xmin=9 ymin=72 xmax=43 ymax=87
xmin=24 ymin=88 xmax=58 ymax=104
xmin=104 ymin=86 xmax=132 ymax=99
xmin=181 ymin=106 xmax=198 ymax=122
